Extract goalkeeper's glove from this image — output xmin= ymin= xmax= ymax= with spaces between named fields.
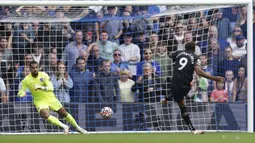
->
xmin=17 ymin=91 xmax=26 ymax=97
xmin=34 ymin=84 xmax=47 ymax=91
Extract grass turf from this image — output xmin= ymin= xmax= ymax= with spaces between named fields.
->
xmin=0 ymin=133 xmax=255 ymax=143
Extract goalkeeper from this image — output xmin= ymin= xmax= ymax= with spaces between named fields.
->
xmin=18 ymin=61 xmax=87 ymax=134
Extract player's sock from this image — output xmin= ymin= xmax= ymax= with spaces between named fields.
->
xmin=47 ymin=115 xmax=67 ymax=129
xmin=180 ymin=106 xmax=196 ymax=131
xmin=64 ymin=113 xmax=79 ymax=128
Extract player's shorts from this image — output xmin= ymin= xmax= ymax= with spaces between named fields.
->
xmin=171 ymin=85 xmax=191 ymax=103
xmin=34 ymin=98 xmax=63 ymax=112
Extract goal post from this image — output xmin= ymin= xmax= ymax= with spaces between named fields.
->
xmin=0 ymin=0 xmax=253 ymax=134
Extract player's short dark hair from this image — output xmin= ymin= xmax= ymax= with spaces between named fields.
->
xmin=185 ymin=41 xmax=196 ymax=51
xmin=29 ymin=61 xmax=38 ymax=67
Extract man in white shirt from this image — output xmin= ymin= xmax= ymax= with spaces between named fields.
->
xmin=118 ymin=33 xmax=140 ymax=77
xmin=232 ymin=35 xmax=247 ymax=59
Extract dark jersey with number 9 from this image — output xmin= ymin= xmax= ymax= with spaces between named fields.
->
xmin=171 ymin=51 xmax=201 ymax=87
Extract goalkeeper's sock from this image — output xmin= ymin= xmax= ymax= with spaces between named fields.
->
xmin=64 ymin=113 xmax=79 ymax=128
xmin=47 ymin=115 xmax=67 ymax=129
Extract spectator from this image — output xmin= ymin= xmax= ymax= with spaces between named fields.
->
xmin=178 ymin=32 xmax=201 ymax=56
xmin=44 ymin=53 xmax=58 ymax=76
xmin=95 ymin=11 xmax=104 ymax=41
xmin=174 ymin=23 xmax=185 ymax=49
xmin=132 ymin=6 xmax=152 ymax=34
xmin=192 ymin=72 xmax=209 ymax=102
xmin=83 ymin=31 xmax=94 ymax=46
xmin=153 ymin=41 xmax=172 ymax=83
xmin=69 ymin=57 xmax=94 ymax=102
xmin=51 ymin=62 xmax=73 ymax=103
xmin=124 ymin=6 xmax=134 ymax=16
xmin=225 ymin=70 xmax=234 ymax=102
xmin=31 ymin=22 xmax=40 ymax=38
xmin=87 ymin=43 xmax=104 ymax=74
xmin=101 ymin=6 xmax=123 ymax=44
xmin=208 ymin=39 xmax=224 ymax=74
xmin=16 ymin=54 xmax=33 ymax=77
xmin=223 ymin=7 xmax=239 ymax=30
xmin=118 ymin=69 xmax=135 ymax=102
xmin=231 ymin=35 xmax=247 ymax=59
xmin=236 ymin=6 xmax=247 ymax=37
xmin=227 ymin=26 xmax=246 ymax=50
xmin=0 ymin=76 xmax=20 ymax=132
xmin=94 ymin=60 xmax=120 ymax=102
xmin=1 ymin=23 xmax=13 ymax=49
xmin=187 ymin=17 xmax=198 ymax=32
xmin=0 ymin=77 xmax=7 ymax=103
xmin=59 ymin=22 xmax=75 ymax=45
xmin=133 ymin=32 xmax=149 ymax=60
xmin=0 ymin=36 xmax=13 ymax=64
xmin=149 ymin=33 xmax=159 ymax=53
xmin=216 ymin=10 xmax=231 ymax=40
xmin=147 ymin=6 xmax=160 ymax=16
xmin=208 ymin=25 xmax=218 ymax=40
xmin=136 ymin=49 xmax=160 ymax=77
xmin=79 ymin=51 xmax=89 ymax=63
xmin=75 ymin=9 xmax=98 ymax=45
xmin=233 ymin=67 xmax=247 ymax=102
xmin=119 ymin=33 xmax=140 ymax=77
xmin=121 ymin=10 xmax=133 ymax=35
xmin=217 ymin=46 xmax=241 ymax=77
xmin=37 ymin=22 xmax=62 ymax=54
xmin=132 ymin=62 xmax=164 ymax=102
xmin=210 ymin=82 xmax=228 ymax=103
xmin=110 ymin=49 xmax=129 ymax=74
xmin=200 ymin=54 xmax=214 ymax=92
xmin=62 ymin=30 xmax=88 ymax=71
xmin=187 ymin=73 xmax=198 ymax=101
xmin=0 ymin=52 xmax=9 ymax=82
xmin=12 ymin=22 xmax=34 ymax=65
xmin=30 ymin=43 xmax=46 ymax=71
xmin=46 ymin=6 xmax=57 ymax=17
xmin=158 ymin=16 xmax=175 ymax=45
xmin=96 ymin=31 xmax=118 ymax=61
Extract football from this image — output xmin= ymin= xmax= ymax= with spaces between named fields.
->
xmin=100 ymin=107 xmax=113 ymax=119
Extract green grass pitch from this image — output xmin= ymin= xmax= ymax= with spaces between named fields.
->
xmin=0 ymin=133 xmax=255 ymax=143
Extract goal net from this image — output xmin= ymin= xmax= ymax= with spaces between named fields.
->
xmin=0 ymin=1 xmax=250 ymax=134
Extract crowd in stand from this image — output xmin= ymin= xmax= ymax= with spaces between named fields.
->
xmin=0 ymin=5 xmax=248 ymax=106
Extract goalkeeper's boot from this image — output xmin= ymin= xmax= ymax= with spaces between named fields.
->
xmin=76 ymin=126 xmax=89 ymax=134
xmin=192 ymin=130 xmax=205 ymax=135
xmin=63 ymin=125 xmax=69 ymax=135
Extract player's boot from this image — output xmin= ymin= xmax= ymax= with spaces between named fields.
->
xmin=63 ymin=125 xmax=69 ymax=135
xmin=76 ymin=126 xmax=89 ymax=134
xmin=192 ymin=130 xmax=204 ymax=135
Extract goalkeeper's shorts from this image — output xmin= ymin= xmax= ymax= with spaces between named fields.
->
xmin=34 ymin=98 xmax=63 ymax=112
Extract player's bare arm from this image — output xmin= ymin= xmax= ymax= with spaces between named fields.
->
xmin=194 ymin=65 xmax=224 ymax=83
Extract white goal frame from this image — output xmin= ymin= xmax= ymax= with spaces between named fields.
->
xmin=0 ymin=0 xmax=253 ymax=133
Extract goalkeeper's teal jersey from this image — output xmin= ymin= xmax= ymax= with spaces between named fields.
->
xmin=18 ymin=72 xmax=56 ymax=102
